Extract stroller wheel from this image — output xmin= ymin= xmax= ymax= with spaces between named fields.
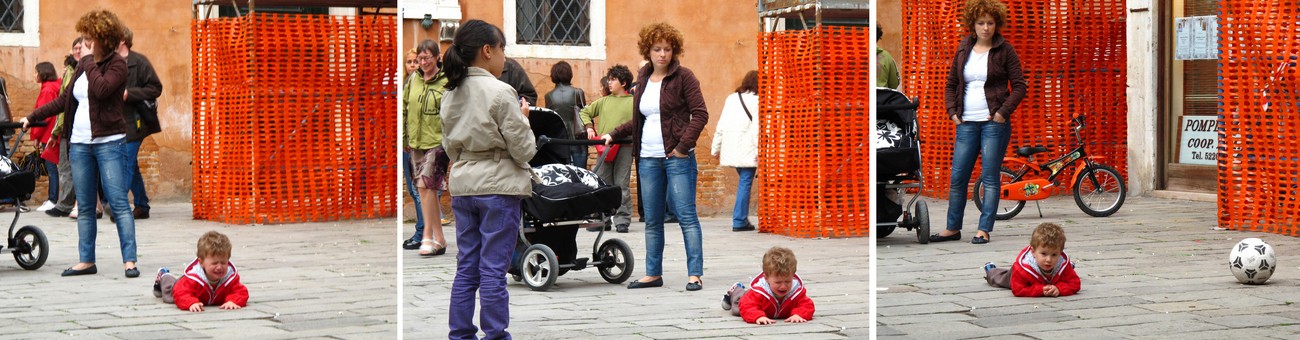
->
xmin=12 ymin=225 xmax=48 ymax=270
xmin=596 ymin=239 xmax=634 ymax=284
xmin=521 ymin=244 xmax=558 ymax=291
xmin=915 ymin=201 xmax=931 ymax=244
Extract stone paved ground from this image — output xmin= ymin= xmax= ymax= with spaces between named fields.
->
xmin=0 ymin=203 xmax=397 ymax=339
xmin=403 ymin=218 xmax=869 ymax=339
xmin=878 ymin=196 xmax=1300 ymax=339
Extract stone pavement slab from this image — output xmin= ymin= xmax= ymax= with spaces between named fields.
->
xmin=878 ymin=196 xmax=1300 ymax=339
xmin=402 ymin=218 xmax=868 ymax=339
xmin=0 ymin=203 xmax=396 ymax=339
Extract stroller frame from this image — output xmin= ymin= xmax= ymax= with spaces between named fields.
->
xmin=509 ymin=107 xmax=635 ymax=291
xmin=875 ymin=88 xmax=931 ymax=244
xmin=0 ymin=121 xmax=49 ymax=270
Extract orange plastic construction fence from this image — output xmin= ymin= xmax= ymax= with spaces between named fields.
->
xmin=191 ymin=13 xmax=397 ymax=224
xmin=902 ymin=0 xmax=1128 ymax=199
xmin=757 ymin=26 xmax=870 ymax=238
xmin=1218 ymin=2 xmax=1300 ymax=235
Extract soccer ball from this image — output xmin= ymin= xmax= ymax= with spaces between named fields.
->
xmin=1228 ymin=238 xmax=1276 ymax=284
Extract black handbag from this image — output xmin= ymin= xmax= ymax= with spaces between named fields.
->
xmin=16 ymin=144 xmax=45 ymax=178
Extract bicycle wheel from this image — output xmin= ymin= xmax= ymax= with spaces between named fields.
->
xmin=1073 ymin=164 xmax=1126 ymax=217
xmin=972 ymin=167 xmax=1025 ymax=220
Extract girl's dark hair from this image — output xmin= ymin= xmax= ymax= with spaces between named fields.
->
xmin=735 ymin=70 xmax=758 ymax=94
xmin=443 ymin=19 xmax=506 ymax=91
xmin=416 ymin=39 xmax=441 ymax=69
xmin=550 ymin=61 xmax=572 ymax=85
xmin=598 ymin=75 xmax=610 ymax=96
xmin=35 ymin=62 xmax=57 ymax=82
xmin=606 ymin=64 xmax=632 ymax=92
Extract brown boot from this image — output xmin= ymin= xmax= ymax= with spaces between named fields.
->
xmin=133 ymin=206 xmax=150 ymax=219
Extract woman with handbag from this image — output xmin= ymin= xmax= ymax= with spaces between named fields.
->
xmin=711 ymin=70 xmax=760 ymax=232
xmin=543 ymin=61 xmax=588 ymax=168
xmin=31 ymin=62 xmax=61 ymax=211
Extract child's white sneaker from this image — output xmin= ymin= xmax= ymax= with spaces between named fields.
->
xmin=35 ymin=201 xmax=55 ymax=212
xmin=153 ymin=267 xmax=170 ymax=298
xmin=722 ymin=282 xmax=745 ymax=310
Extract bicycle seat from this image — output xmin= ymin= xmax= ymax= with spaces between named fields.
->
xmin=1014 ymin=146 xmax=1049 ymax=157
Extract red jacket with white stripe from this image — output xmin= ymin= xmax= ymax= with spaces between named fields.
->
xmin=1010 ymin=245 xmax=1081 ymax=297
xmin=739 ymin=272 xmax=815 ymax=323
xmin=172 ymin=258 xmax=249 ymax=310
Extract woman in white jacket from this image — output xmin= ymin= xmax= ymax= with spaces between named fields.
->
xmin=711 ymin=71 xmax=760 ymax=232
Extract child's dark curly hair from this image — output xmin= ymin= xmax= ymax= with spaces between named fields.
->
xmin=963 ymin=0 xmax=1009 ymax=33
xmin=75 ymin=9 xmax=127 ymax=58
xmin=637 ymin=23 xmax=684 ymax=62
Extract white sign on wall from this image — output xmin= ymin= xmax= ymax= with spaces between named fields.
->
xmin=1175 ymin=16 xmax=1219 ymax=60
xmin=1179 ymin=115 xmax=1218 ymax=165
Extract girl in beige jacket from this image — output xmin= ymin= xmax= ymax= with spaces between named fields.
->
xmin=438 ymin=19 xmax=536 ymax=340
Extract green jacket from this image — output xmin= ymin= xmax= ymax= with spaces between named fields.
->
xmin=877 ymin=46 xmax=900 ymax=90
xmin=403 ymin=69 xmax=449 ymax=150
xmin=50 ymin=65 xmax=75 ymax=138
xmin=579 ymin=93 xmax=633 ymax=135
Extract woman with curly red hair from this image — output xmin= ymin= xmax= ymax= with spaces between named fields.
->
xmin=603 ymin=22 xmax=709 ymax=291
xmin=24 ymin=9 xmax=138 ymax=277
xmin=932 ymin=0 xmax=1027 ymax=245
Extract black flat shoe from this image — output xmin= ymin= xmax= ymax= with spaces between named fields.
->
xmin=627 ymin=278 xmax=664 ymax=289
xmin=972 ymin=235 xmax=990 ymax=244
xmin=61 ymin=265 xmax=97 ymax=276
xmin=733 ymin=222 xmax=756 ymax=232
xmin=125 ymin=267 xmax=140 ymax=278
xmin=615 ymin=224 xmax=629 ymax=233
xmin=686 ymin=280 xmax=703 ymax=291
xmin=45 ymin=208 xmax=70 ymax=217
xmin=928 ymin=232 xmax=961 ymax=243
xmin=402 ymin=238 xmax=421 ymax=250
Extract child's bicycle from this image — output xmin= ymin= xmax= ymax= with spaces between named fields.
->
xmin=973 ymin=114 xmax=1126 ymax=220
xmin=0 ymin=121 xmax=48 ymax=270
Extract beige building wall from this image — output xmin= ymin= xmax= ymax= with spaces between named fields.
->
xmin=0 ymin=2 xmax=196 ymax=202
xmin=403 ymin=0 xmax=762 ymax=216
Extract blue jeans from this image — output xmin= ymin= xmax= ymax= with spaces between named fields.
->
xmin=70 ymin=140 xmax=136 ymax=264
xmin=947 ymin=121 xmax=1011 ymax=234
xmin=43 ymin=158 xmax=58 ymax=202
xmin=124 ymin=140 xmax=149 ymax=209
xmin=571 ymin=145 xmax=588 ymax=169
xmin=403 ymin=150 xmax=425 ymax=240
xmin=449 ymin=195 xmax=520 ymax=340
xmin=732 ymin=167 xmax=756 ymax=228
xmin=638 ymin=153 xmax=703 ymax=277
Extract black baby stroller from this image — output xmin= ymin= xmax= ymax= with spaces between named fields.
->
xmin=0 ymin=121 xmax=49 ymax=269
xmin=508 ymin=107 xmax=634 ymax=291
xmin=875 ymin=88 xmax=930 ymax=243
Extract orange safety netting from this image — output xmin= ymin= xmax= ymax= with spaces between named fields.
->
xmin=192 ymin=13 xmax=397 ymax=224
xmin=757 ymin=26 xmax=870 ymax=238
xmin=902 ymin=0 xmax=1128 ymax=198
xmin=1218 ymin=3 xmax=1300 ymax=235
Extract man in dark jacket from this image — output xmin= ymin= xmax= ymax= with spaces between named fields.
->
xmin=498 ymin=58 xmax=537 ymax=106
xmin=116 ymin=28 xmax=162 ymax=219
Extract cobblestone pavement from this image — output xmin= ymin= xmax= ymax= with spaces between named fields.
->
xmin=0 ymin=203 xmax=397 ymax=339
xmin=878 ymin=196 xmax=1300 ymax=339
xmin=403 ymin=217 xmax=869 ymax=339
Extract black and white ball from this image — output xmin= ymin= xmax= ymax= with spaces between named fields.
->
xmin=1229 ymin=238 xmax=1276 ymax=284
